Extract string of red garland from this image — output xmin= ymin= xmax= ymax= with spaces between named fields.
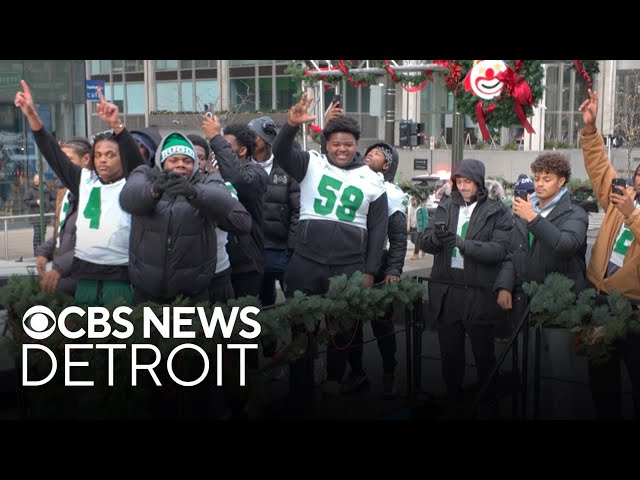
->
xmin=573 ymin=60 xmax=593 ymax=89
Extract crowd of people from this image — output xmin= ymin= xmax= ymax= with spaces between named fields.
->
xmin=15 ymin=81 xmax=640 ymax=419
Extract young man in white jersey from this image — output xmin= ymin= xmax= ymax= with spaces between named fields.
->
xmin=579 ymin=89 xmax=640 ymax=419
xmin=421 ymin=158 xmax=512 ymax=413
xmin=15 ymin=81 xmax=144 ymax=306
xmin=272 ymin=93 xmax=388 ymax=411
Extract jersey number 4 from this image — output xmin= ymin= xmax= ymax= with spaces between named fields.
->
xmin=83 ymin=187 xmax=102 ymax=229
xmin=314 ymin=174 xmax=364 ymax=222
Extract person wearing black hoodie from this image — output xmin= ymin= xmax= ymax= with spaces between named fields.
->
xmin=131 ymin=127 xmax=162 ymax=167
xmin=272 ymin=93 xmax=388 ymax=404
xmin=359 ymin=141 xmax=408 ymax=398
xmin=202 ymin=118 xmax=267 ymax=299
xmin=421 ymin=158 xmax=512 ymax=411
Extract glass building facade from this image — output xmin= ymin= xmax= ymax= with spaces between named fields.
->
xmin=0 ymin=60 xmax=87 ymax=216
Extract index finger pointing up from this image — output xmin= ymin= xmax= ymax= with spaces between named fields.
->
xmin=20 ymin=79 xmax=31 ymax=96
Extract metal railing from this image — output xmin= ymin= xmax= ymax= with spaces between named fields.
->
xmin=0 ymin=213 xmax=55 ymax=260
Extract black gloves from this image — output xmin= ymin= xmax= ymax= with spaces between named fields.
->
xmin=454 ymin=235 xmax=466 ymax=253
xmin=151 ymin=170 xmax=197 ymax=200
xmin=151 ymin=170 xmax=171 ymax=198
xmin=164 ymin=173 xmax=198 ymax=200
xmin=433 ymin=225 xmax=461 ymax=250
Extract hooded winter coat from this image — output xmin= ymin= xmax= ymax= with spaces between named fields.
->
xmin=421 ymin=159 xmax=513 ymax=323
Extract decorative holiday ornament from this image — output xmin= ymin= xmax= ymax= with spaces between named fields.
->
xmin=463 ymin=60 xmax=508 ymax=100
xmin=449 ymin=60 xmax=544 ymax=141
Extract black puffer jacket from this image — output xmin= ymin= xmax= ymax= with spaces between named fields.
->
xmin=120 ymin=165 xmax=251 ymax=299
xmin=209 ymin=135 xmax=268 ymax=275
xmin=421 ymin=159 xmax=513 ymax=323
xmin=261 ymin=161 xmax=300 ymax=251
xmin=494 ymin=190 xmax=588 ymax=294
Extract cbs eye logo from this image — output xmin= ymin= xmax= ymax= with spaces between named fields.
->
xmin=22 ymin=306 xmax=57 ymax=340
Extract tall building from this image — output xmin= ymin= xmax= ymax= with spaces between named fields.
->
xmin=0 ymin=60 xmax=87 ymax=215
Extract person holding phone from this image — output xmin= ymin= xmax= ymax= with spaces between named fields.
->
xmin=420 ymin=158 xmax=512 ymax=415
xmin=579 ymin=89 xmax=640 ymax=419
xmin=495 ymin=153 xmax=588 ymax=336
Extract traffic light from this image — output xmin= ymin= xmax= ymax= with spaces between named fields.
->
xmin=400 ymin=121 xmax=425 ymax=147
xmin=399 ymin=122 xmax=410 ymax=147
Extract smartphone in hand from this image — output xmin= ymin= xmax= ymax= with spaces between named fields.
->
xmin=325 ymin=94 xmax=342 ymax=116
xmin=514 ymin=189 xmax=529 ymax=201
xmin=612 ymin=178 xmax=626 ymax=195
xmin=434 ymin=221 xmax=447 ymax=234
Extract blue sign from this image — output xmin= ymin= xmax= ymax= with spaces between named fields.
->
xmin=86 ymin=80 xmax=105 ymax=101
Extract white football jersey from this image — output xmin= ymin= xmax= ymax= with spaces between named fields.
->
xmin=74 ymin=169 xmax=131 ymax=265
xmin=385 ymin=182 xmax=409 ymax=217
xmin=56 ymin=189 xmax=71 ymax=249
xmin=299 ymin=150 xmax=385 ymax=229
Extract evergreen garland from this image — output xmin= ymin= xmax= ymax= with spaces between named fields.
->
xmin=453 ymin=60 xmax=545 ymax=129
xmin=1 ymin=272 xmax=423 ymax=361
xmin=1 ymin=272 xmax=423 ymax=417
xmin=523 ymin=272 xmax=640 ymax=364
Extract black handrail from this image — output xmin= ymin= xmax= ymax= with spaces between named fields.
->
xmin=471 ymin=302 xmax=531 ymax=419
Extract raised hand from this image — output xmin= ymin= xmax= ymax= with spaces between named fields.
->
xmin=288 ymin=93 xmax=316 ymax=127
xmin=324 ymin=101 xmax=344 ymax=126
xmin=578 ymin=89 xmax=598 ymax=133
xmin=14 ymin=80 xmax=43 ymax=131
xmin=14 ymin=80 xmax=36 ymax=116
xmin=202 ymin=114 xmax=222 ymax=141
xmin=96 ymin=87 xmax=122 ymax=130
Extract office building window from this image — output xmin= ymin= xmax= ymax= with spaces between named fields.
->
xmin=230 ymin=78 xmax=256 ymax=112
xmin=276 ymin=76 xmax=297 ymax=110
xmin=544 ymin=62 xmax=589 ymax=148
xmin=156 ymin=60 xmax=179 ymax=71
xmin=156 ymin=81 xmax=180 ymax=111
xmin=195 ymin=60 xmax=217 ymax=69
xmin=196 ymin=80 xmax=217 ymax=111
xmin=126 ymin=83 xmax=145 ymax=114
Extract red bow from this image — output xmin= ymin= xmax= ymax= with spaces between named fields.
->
xmin=496 ymin=62 xmax=535 ymax=134
xmin=308 ymin=124 xmax=323 ymax=135
xmin=475 ymin=102 xmax=495 ymax=141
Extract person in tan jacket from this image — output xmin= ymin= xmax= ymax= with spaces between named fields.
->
xmin=579 ymin=88 xmax=640 ymax=419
